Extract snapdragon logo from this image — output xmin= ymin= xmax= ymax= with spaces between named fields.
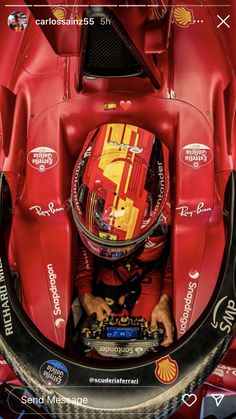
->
xmin=47 ymin=264 xmax=61 ymax=316
xmin=179 ymin=282 xmax=197 ymax=335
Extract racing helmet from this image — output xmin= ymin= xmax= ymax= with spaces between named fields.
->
xmin=71 ymin=123 xmax=169 ymax=260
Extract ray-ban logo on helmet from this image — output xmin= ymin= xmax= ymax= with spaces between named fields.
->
xmin=108 ymin=141 xmax=143 ymax=154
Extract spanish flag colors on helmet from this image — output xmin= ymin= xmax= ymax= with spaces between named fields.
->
xmin=71 ymin=123 xmax=169 ymax=260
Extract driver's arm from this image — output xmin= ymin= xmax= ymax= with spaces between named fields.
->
xmin=75 ymin=245 xmax=111 ymax=321
xmin=150 ymin=255 xmax=174 ymax=347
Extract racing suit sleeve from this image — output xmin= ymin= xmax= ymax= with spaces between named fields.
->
xmin=161 ymin=254 xmax=172 ymax=300
xmin=75 ymin=245 xmax=94 ymax=298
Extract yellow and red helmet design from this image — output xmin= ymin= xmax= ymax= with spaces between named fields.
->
xmin=71 ymin=123 xmax=169 ymax=260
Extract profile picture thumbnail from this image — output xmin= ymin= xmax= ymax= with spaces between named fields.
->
xmin=8 ymin=11 xmax=28 ymax=32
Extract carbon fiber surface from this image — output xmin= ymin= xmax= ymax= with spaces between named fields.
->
xmin=0 ymin=336 xmax=229 ymax=419
xmin=84 ymin=18 xmax=142 ymax=77
xmin=82 ymin=7 xmax=161 ymax=88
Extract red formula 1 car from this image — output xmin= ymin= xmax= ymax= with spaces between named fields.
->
xmin=0 ymin=1 xmax=236 ymax=418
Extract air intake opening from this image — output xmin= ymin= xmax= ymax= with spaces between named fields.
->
xmin=83 ymin=17 xmax=144 ymax=78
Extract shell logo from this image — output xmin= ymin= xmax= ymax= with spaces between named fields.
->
xmin=155 ymin=355 xmax=179 ymax=384
xmin=53 ymin=8 xmax=66 ymax=21
xmin=173 ymin=7 xmax=194 ymax=28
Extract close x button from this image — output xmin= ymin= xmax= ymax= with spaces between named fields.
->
xmin=217 ymin=14 xmax=230 ymax=28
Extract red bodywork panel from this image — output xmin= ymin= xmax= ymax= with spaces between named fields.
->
xmin=0 ymin=0 xmax=235 ymax=414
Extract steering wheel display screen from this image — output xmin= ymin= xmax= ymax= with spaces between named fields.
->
xmin=106 ymin=327 xmax=139 ymax=339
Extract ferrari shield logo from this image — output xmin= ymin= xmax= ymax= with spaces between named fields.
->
xmin=155 ymin=355 xmax=179 ymax=384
